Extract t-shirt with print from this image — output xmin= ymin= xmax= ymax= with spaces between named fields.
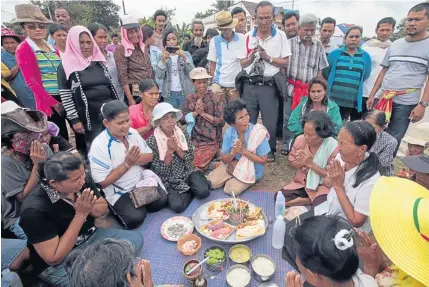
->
xmin=169 ymin=55 xmax=182 ymax=92
xmin=325 ymin=153 xmax=380 ymax=234
xmin=89 ymin=128 xmax=153 ymax=206
xmin=207 ymin=33 xmax=247 ymax=88
xmin=221 ymin=123 xmax=271 ymax=180
xmin=377 ymin=36 xmax=429 ymax=105
xmin=19 ymin=182 xmax=100 ymax=275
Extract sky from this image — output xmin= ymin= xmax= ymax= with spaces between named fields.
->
xmin=0 ymin=0 xmax=422 ymax=37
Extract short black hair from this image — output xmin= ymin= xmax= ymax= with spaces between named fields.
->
xmin=111 ymin=33 xmax=119 ymax=38
xmin=363 ymin=110 xmax=387 ymax=128
xmin=302 ymin=111 xmax=336 ymax=139
xmin=204 ymin=28 xmax=219 ymax=39
xmin=139 ymin=79 xmax=158 ymax=93
xmin=255 ymin=1 xmax=274 ymax=15
xmin=232 ymin=7 xmax=246 ymax=17
xmin=54 ymin=7 xmax=71 ymax=17
xmin=162 ymin=27 xmax=178 ymax=47
xmin=100 ymin=100 xmax=129 ymax=122
xmin=153 ymin=10 xmax=167 ymax=22
xmin=282 ymin=11 xmax=299 ymax=26
xmin=142 ymin=25 xmax=154 ymax=42
xmin=48 ymin=23 xmax=68 ymax=36
xmin=224 ymin=99 xmax=247 ymax=125
xmin=409 ymin=2 xmax=429 ymax=18
xmin=376 ymin=17 xmax=396 ymax=30
xmin=345 ymin=25 xmax=363 ymax=38
xmin=321 ymin=17 xmax=336 ymax=28
xmin=40 ymin=152 xmax=84 ymax=183
xmin=87 ymin=22 xmax=107 ymax=37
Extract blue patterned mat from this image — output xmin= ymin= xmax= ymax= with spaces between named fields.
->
xmin=136 ymin=189 xmax=294 ymax=286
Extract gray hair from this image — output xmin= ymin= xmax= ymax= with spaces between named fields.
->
xmin=65 ymin=239 xmax=136 ymax=287
xmin=299 ymin=13 xmax=318 ymax=28
xmin=191 ymin=19 xmax=205 ymax=32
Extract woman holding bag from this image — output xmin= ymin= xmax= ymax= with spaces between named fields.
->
xmin=89 ymin=100 xmax=167 ymax=229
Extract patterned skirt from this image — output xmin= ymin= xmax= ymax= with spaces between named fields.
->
xmin=193 ymin=142 xmax=219 ymax=169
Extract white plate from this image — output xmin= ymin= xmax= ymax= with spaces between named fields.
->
xmin=161 ymin=216 xmax=194 ymax=241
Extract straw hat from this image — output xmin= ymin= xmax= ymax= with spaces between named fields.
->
xmin=151 ymin=102 xmax=182 ymax=127
xmin=12 ymin=4 xmax=53 ymax=24
xmin=370 ymin=177 xmax=429 ymax=286
xmin=189 ymin=67 xmax=212 ymax=80
xmin=402 ymin=122 xmax=429 ymax=147
xmin=1 ymin=101 xmax=48 ymax=137
xmin=215 ymin=10 xmax=238 ymax=29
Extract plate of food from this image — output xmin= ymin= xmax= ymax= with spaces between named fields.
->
xmin=193 ymin=198 xmax=267 ymax=244
xmin=161 ymin=216 xmax=194 ymax=241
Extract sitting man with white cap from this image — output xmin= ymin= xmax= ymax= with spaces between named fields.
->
xmin=401 ymin=143 xmax=429 ymax=190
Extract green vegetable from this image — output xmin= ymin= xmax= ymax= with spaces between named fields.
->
xmin=205 ymin=248 xmax=225 ymax=265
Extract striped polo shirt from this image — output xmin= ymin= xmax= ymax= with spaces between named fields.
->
xmin=330 ymin=50 xmax=364 ymax=108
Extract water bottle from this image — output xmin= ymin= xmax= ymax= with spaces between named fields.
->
xmin=275 ymin=191 xmax=286 ymax=218
xmin=1 ymin=269 xmax=23 ymax=287
xmin=272 ymin=215 xmax=286 ymax=249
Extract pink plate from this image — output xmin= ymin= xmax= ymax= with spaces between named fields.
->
xmin=161 ymin=216 xmax=194 ymax=241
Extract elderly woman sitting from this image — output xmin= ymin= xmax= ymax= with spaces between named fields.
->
xmin=146 ymin=103 xmax=210 ymax=213
xmin=66 ymin=239 xmax=153 ymax=287
xmin=183 ymin=67 xmax=225 ymax=169
xmin=280 ymin=111 xmax=338 ymax=207
xmin=89 ymin=100 xmax=167 ymax=230
xmin=207 ymin=99 xmax=270 ymax=195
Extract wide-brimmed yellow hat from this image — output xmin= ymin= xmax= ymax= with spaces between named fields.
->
xmin=370 ymin=177 xmax=429 ymax=286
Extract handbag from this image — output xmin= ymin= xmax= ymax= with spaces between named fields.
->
xmin=129 ymin=186 xmax=161 ymax=208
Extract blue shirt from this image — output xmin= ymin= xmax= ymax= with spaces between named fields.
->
xmin=221 ymin=123 xmax=271 ymax=180
xmin=1 ymin=51 xmax=36 ymax=109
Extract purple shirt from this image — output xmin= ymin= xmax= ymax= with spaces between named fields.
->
xmin=106 ymin=43 xmax=118 ymax=53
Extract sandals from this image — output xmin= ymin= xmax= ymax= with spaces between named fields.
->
xmin=281 ymin=149 xmax=289 ymax=156
xmin=267 ymin=151 xmax=275 ymax=162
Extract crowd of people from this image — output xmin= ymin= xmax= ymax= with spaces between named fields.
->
xmin=1 ymin=1 xmax=429 ymax=287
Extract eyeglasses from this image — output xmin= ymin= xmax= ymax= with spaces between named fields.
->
xmin=25 ymin=24 xmax=47 ymax=30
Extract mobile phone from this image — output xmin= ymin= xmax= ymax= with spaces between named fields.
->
xmin=166 ymin=46 xmax=179 ymax=53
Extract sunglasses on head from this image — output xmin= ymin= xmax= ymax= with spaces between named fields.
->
xmin=25 ymin=24 xmax=47 ymax=30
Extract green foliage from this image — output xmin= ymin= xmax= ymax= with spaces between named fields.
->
xmin=390 ymin=18 xmax=406 ymax=41
xmin=175 ymin=22 xmax=191 ymax=47
xmin=194 ymin=0 xmax=234 ymax=19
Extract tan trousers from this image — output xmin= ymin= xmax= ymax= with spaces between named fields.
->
xmin=207 ymin=163 xmax=252 ymax=196
xmin=211 ymin=83 xmax=240 ymax=103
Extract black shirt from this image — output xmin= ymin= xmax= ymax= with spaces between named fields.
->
xmin=183 ymin=40 xmax=207 ymax=66
xmin=19 ymin=183 xmax=99 ymax=274
xmin=49 ymin=136 xmax=74 ymax=152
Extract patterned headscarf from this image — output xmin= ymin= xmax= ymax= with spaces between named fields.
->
xmin=10 ymin=131 xmax=42 ymax=155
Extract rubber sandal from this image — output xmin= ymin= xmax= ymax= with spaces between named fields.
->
xmin=267 ymin=152 xmax=275 ymax=162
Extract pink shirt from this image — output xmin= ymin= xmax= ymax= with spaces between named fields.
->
xmin=129 ymin=104 xmax=153 ymax=140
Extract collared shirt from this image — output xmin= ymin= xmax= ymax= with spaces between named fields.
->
xmin=221 ymin=123 xmax=271 ymax=180
xmin=244 ymin=26 xmax=291 ymax=77
xmin=183 ymin=40 xmax=208 ymax=61
xmin=153 ymin=31 xmax=164 ymax=51
xmin=114 ymin=44 xmax=154 ymax=87
xmin=183 ymin=90 xmax=225 ymax=146
xmin=286 ymin=36 xmax=329 ymax=97
xmin=89 ymin=128 xmax=152 ymax=205
xmin=207 ymin=32 xmax=247 ymax=87
xmin=322 ymin=38 xmax=339 ymax=55
xmin=106 ymin=43 xmax=118 ymax=53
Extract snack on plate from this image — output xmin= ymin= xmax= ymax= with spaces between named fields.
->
xmin=236 ymin=220 xmax=265 ymax=240
xmin=201 ymin=220 xmax=236 ymax=240
xmin=207 ymin=201 xmax=229 ymax=220
xmin=207 ymin=219 xmax=224 ymax=231
xmin=181 ymin=240 xmax=198 ymax=253
xmin=244 ymin=206 xmax=263 ymax=222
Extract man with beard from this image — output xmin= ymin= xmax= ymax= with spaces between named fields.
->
xmin=183 ymin=19 xmax=207 ymax=66
xmin=282 ymin=13 xmax=328 ymax=155
xmin=48 ymin=7 xmax=72 ymax=46
xmin=367 ymin=2 xmax=429 ymax=155
xmin=240 ymin=1 xmax=291 ymax=162
xmin=319 ymin=17 xmax=339 ymax=55
xmin=282 ymin=11 xmax=299 ymax=39
xmin=232 ymin=7 xmax=247 ymax=34
xmin=152 ymin=10 xmax=167 ymax=50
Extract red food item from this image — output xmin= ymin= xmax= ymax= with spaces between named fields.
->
xmin=208 ymin=220 xmax=225 ymax=231
xmin=212 ymin=227 xmax=232 ymax=239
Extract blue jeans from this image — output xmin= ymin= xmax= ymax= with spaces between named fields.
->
xmin=386 ymin=102 xmax=417 ymax=156
xmin=39 ymin=228 xmax=144 ymax=287
xmin=164 ymin=91 xmax=184 ymax=110
xmin=1 ymin=239 xmax=27 ymax=271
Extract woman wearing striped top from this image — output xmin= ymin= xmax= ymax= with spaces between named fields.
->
xmin=324 ymin=26 xmax=372 ymax=121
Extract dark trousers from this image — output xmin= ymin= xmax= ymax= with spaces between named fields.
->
xmin=167 ymin=171 xmax=210 ymax=213
xmin=339 ymin=106 xmax=362 ymax=121
xmin=75 ymin=113 xmax=105 ymax=154
xmin=112 ymin=189 xmax=169 ymax=230
xmin=50 ymin=94 xmax=69 ymax=141
xmin=242 ymin=82 xmax=279 ymax=151
xmin=282 ymin=97 xmax=293 ymax=151
xmin=386 ymin=102 xmax=417 ymax=156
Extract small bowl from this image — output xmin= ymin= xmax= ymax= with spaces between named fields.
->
xmin=177 ymin=234 xmax=202 ymax=256
xmin=229 ymin=244 xmax=252 ymax=265
xmin=203 ymin=245 xmax=227 ymax=273
xmin=251 ymin=254 xmax=276 ymax=282
xmin=183 ymin=259 xmax=202 ymax=282
xmin=226 ymin=264 xmax=251 ymax=287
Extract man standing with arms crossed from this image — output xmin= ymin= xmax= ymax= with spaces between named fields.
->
xmin=367 ymin=3 xmax=429 ymax=155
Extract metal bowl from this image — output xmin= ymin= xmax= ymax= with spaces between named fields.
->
xmin=226 ymin=264 xmax=251 ymax=287
xmin=203 ymin=245 xmax=228 ymax=273
xmin=251 ymin=254 xmax=276 ymax=282
xmin=229 ymin=244 xmax=252 ymax=265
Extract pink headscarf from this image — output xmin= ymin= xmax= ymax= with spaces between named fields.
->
xmin=62 ymin=26 xmax=106 ymax=79
xmin=120 ymin=26 xmax=145 ymax=57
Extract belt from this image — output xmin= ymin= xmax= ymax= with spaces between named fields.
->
xmin=245 ymin=76 xmax=275 ymax=86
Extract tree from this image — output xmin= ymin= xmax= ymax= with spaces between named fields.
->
xmin=194 ymin=9 xmax=216 ymax=19
xmin=140 ymin=7 xmax=176 ymax=28
xmin=175 ymin=22 xmax=191 ymax=46
xmin=194 ymin=0 xmax=234 ymax=19
xmin=391 ymin=18 xmax=406 ymax=41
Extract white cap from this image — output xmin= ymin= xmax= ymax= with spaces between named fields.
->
xmin=120 ymin=15 xmax=140 ymax=29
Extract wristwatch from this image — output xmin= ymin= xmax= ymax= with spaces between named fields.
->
xmin=419 ymin=100 xmax=429 ymax=107
xmin=269 ymin=56 xmax=274 ymax=63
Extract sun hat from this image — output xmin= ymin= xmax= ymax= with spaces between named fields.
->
xmin=402 ymin=143 xmax=429 ymax=174
xmin=120 ymin=15 xmax=140 ymax=30
xmin=370 ymin=176 xmax=429 ymax=286
xmin=215 ymin=10 xmax=238 ymax=29
xmin=151 ymin=102 xmax=182 ymax=127
xmin=1 ymin=101 xmax=48 ymax=137
xmin=12 ymin=4 xmax=53 ymax=24
xmin=402 ymin=123 xmax=429 ymax=147
xmin=1 ymin=28 xmax=21 ymax=44
xmin=189 ymin=67 xmax=212 ymax=80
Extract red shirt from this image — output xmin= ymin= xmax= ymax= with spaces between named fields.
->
xmin=129 ymin=103 xmax=153 ymax=140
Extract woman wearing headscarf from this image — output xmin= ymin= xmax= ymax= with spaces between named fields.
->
xmin=114 ymin=15 xmax=155 ymax=105
xmin=40 ymin=122 xmax=78 ymax=154
xmin=57 ymin=26 xmax=119 ymax=153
